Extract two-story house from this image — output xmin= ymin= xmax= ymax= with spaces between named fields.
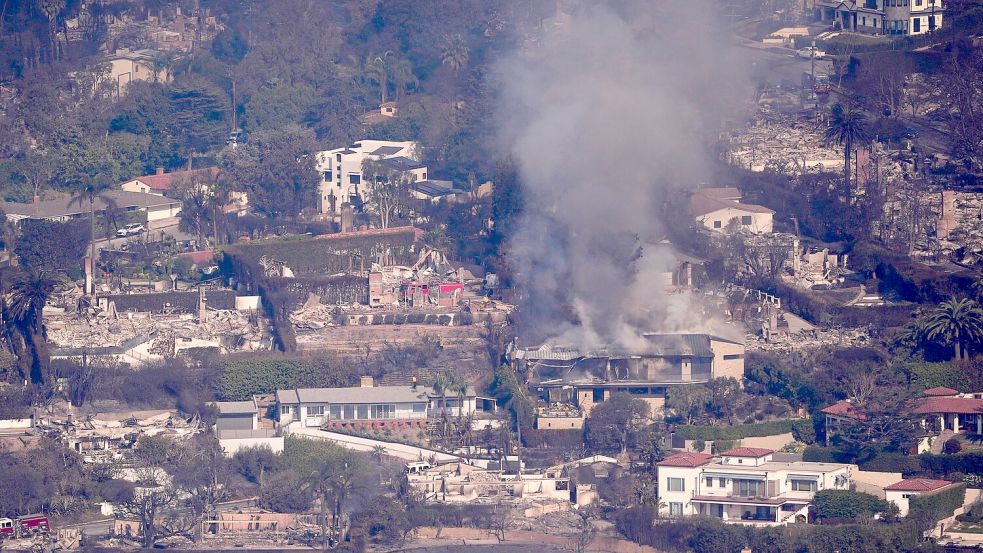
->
xmin=815 ymin=0 xmax=943 ymax=35
xmin=313 ymin=140 xmax=428 ymax=215
xmin=657 ymin=448 xmax=856 ymax=524
xmin=689 ymin=187 xmax=774 ymax=234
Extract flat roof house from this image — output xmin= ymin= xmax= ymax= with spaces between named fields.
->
xmin=314 ymin=140 xmax=427 ymax=215
xmin=657 ymin=448 xmax=856 ymax=525
xmin=275 ymin=377 xmax=476 ymax=431
xmin=211 ymin=400 xmax=283 ymax=457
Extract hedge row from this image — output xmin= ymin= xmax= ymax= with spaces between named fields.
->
xmin=804 ymin=446 xmax=983 ymax=481
xmin=908 ymin=483 xmax=967 ymax=533
xmin=674 ymin=419 xmax=797 ymax=441
xmin=813 ymin=490 xmax=890 ymax=520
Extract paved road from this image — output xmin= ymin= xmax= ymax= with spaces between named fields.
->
xmin=736 ymin=39 xmax=834 ymax=88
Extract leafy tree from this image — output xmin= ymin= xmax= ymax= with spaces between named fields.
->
xmin=923 ymin=298 xmax=983 ymax=361
xmin=211 ymin=29 xmax=249 ymax=65
xmin=585 ymin=392 xmax=650 ymax=454
xmin=944 ymin=438 xmax=962 ymax=454
xmin=361 ymin=158 xmax=414 ymax=229
xmin=241 ymin=81 xmax=317 ymax=131
xmin=260 ymin=470 xmax=311 ymax=513
xmin=7 ymin=268 xmax=61 ymax=384
xmin=823 ymin=104 xmax=872 ymax=201
xmin=14 ymin=219 xmax=89 ymax=275
xmin=215 ymin=357 xmax=354 ymax=400
xmin=169 ymin=79 xmax=229 ymax=167
xmin=813 ymin=489 xmax=890 ymax=520
xmin=666 ymin=384 xmax=709 ymax=425
xmin=218 ymin=124 xmax=319 ymax=218
xmin=233 ymin=445 xmax=279 ymax=486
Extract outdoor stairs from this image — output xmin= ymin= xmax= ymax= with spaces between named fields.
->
xmin=930 ymin=429 xmax=955 ymax=454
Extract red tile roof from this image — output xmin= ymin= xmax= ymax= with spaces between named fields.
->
xmin=176 ymin=250 xmax=215 ymax=265
xmin=127 ymin=167 xmax=219 ymax=191
xmin=657 ymin=452 xmax=713 ymax=468
xmin=719 ymin=447 xmax=774 ymax=458
xmin=884 ymin=478 xmax=953 ymax=492
xmin=821 ymin=400 xmax=865 ymax=420
xmin=922 ymin=387 xmax=960 ymax=397
xmin=912 ymin=396 xmax=983 ymax=415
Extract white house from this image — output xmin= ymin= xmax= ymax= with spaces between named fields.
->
xmin=815 ymin=0 xmax=942 ymax=36
xmin=657 ymin=448 xmax=856 ymax=524
xmin=212 ymin=400 xmax=284 ymax=457
xmin=275 ymin=377 xmax=476 ymax=431
xmin=689 ymin=187 xmax=774 ymax=234
xmin=314 ymin=140 xmax=427 ymax=215
xmin=884 ymin=478 xmax=958 ymax=517
xmin=105 ymin=49 xmax=171 ymax=95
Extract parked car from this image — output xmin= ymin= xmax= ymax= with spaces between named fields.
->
xmin=116 ymin=223 xmax=146 ymax=237
xmin=796 ymin=46 xmax=825 ymax=59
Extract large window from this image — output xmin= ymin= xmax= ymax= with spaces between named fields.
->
xmin=412 ymin=403 xmax=427 ymax=413
xmin=307 ymin=405 xmax=324 ymax=416
xmin=735 ymin=479 xmax=763 ymax=497
xmin=669 ymin=502 xmax=683 ymax=517
xmin=741 ymin=215 xmax=752 ymax=225
xmin=791 ymin=480 xmax=816 ymax=492
xmin=667 ymin=478 xmax=685 ymax=492
xmin=323 ymin=171 xmax=332 ymax=181
xmin=349 ymin=174 xmax=361 ymax=185
xmin=329 ymin=405 xmax=342 ymax=420
xmin=371 ymin=404 xmax=395 ymax=419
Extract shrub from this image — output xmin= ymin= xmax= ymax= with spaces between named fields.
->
xmin=791 ymin=419 xmax=817 ymax=444
xmin=944 ymin=438 xmax=963 ymax=454
xmin=692 ymin=440 xmax=706 ymax=453
xmin=215 ymin=356 xmax=356 ymax=400
xmin=908 ymin=483 xmax=967 ymax=533
xmin=674 ymin=419 xmax=798 ymax=441
xmin=813 ymin=490 xmax=890 ymax=520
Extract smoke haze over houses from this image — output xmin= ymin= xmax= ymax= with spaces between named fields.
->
xmin=495 ymin=1 xmax=750 ymax=349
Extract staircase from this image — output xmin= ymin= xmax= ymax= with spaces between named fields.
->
xmin=930 ymin=429 xmax=955 ymax=455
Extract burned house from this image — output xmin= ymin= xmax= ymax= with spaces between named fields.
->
xmin=513 ymin=333 xmax=744 ymax=421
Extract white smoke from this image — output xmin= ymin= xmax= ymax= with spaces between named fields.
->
xmin=496 ymin=1 xmax=749 ymax=349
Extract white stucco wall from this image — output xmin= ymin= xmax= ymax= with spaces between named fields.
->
xmin=698 ymin=207 xmax=773 ymax=234
xmin=218 ymin=436 xmax=285 ymax=457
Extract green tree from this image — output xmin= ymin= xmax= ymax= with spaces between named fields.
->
xmin=823 ymin=104 xmax=873 ymax=201
xmin=14 ymin=219 xmax=89 ymax=275
xmin=813 ymin=489 xmax=890 ymax=520
xmin=364 ymin=53 xmax=391 ymax=104
xmin=666 ymin=384 xmax=709 ymax=425
xmin=169 ymin=79 xmax=229 ymax=168
xmin=923 ymin=298 xmax=983 ymax=361
xmin=585 ymin=392 xmax=651 ymax=454
xmin=7 ymin=269 xmax=61 ymax=384
xmin=389 ymin=58 xmax=418 ymax=102
xmin=218 ymin=124 xmax=318 ymax=218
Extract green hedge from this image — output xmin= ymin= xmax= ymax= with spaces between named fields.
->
xmin=803 ymin=447 xmax=983 ymax=482
xmin=215 ymin=357 xmax=357 ymax=400
xmin=813 ymin=490 xmax=890 ymax=520
xmin=908 ymin=483 xmax=966 ymax=533
xmin=674 ymin=419 xmax=797 ymax=441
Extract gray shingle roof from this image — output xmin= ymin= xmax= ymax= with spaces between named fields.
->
xmin=370 ymin=145 xmax=404 ymax=156
xmin=213 ymin=401 xmax=256 ymax=415
xmin=2 ymin=190 xmax=180 ymax=220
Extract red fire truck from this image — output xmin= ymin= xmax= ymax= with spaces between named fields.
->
xmin=0 ymin=514 xmax=50 ymax=540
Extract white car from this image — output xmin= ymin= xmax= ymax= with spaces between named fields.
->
xmin=116 ymin=223 xmax=146 ymax=238
xmin=797 ymin=46 xmax=825 ymax=60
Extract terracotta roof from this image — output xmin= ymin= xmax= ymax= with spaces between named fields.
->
xmin=719 ymin=447 xmax=774 ymax=458
xmin=922 ymin=386 xmax=960 ymax=397
xmin=126 ymin=167 xmax=219 ymax=191
xmin=688 ymin=192 xmax=774 ymax=218
xmin=821 ymin=400 xmax=865 ymax=420
xmin=176 ymin=250 xmax=215 ymax=265
xmin=884 ymin=478 xmax=953 ymax=492
xmin=912 ymin=396 xmax=983 ymax=415
xmin=657 ymin=452 xmax=713 ymax=468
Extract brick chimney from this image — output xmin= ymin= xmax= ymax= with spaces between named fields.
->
xmin=360 ymin=376 xmax=374 ymax=388
xmin=155 ymin=166 xmax=165 ymax=175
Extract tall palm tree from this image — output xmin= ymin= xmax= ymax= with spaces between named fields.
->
xmin=441 ymin=34 xmax=469 ymax=73
xmin=7 ymin=269 xmax=62 ymax=384
xmin=823 ymin=104 xmax=873 ymax=202
xmin=364 ymin=53 xmax=391 ymax=104
xmin=390 ymin=58 xmax=418 ymax=102
xmin=69 ymin=183 xmax=116 ymax=296
xmin=431 ymin=372 xmax=451 ymax=434
xmin=453 ymin=378 xmax=470 ymax=421
xmin=924 ymin=298 xmax=983 ymax=361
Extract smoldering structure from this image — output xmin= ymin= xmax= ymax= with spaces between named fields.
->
xmin=496 ymin=2 xmax=749 ymax=351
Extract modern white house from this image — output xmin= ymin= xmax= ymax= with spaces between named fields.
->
xmin=884 ymin=478 xmax=959 ymax=517
xmin=313 ymin=140 xmax=427 ymax=215
xmin=689 ymin=187 xmax=774 ymax=234
xmin=275 ymin=377 xmax=477 ymax=431
xmin=211 ymin=400 xmax=284 ymax=457
xmin=657 ymin=448 xmax=856 ymax=524
xmin=815 ymin=0 xmax=943 ymax=36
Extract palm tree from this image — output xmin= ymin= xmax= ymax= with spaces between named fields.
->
xmin=69 ymin=183 xmax=116 ymax=296
xmin=389 ymin=58 xmax=418 ymax=102
xmin=7 ymin=269 xmax=62 ymax=384
xmin=364 ymin=53 xmax=392 ymax=104
xmin=431 ymin=373 xmax=451 ymax=434
xmin=441 ymin=34 xmax=469 ymax=73
xmin=453 ymin=379 xmax=470 ymax=422
xmin=924 ymin=298 xmax=983 ymax=361
xmin=823 ymin=104 xmax=872 ymax=201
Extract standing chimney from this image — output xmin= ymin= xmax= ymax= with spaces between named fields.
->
xmin=156 ymin=166 xmax=165 ymax=176
xmin=360 ymin=376 xmax=374 ymax=388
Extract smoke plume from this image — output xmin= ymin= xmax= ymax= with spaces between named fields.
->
xmin=496 ymin=1 xmax=749 ymax=349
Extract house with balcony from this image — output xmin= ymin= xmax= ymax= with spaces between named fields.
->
xmin=814 ymin=0 xmax=943 ymax=36
xmin=275 ymin=376 xmax=477 ymax=431
xmin=313 ymin=140 xmax=428 ymax=215
xmin=656 ymin=448 xmax=856 ymax=525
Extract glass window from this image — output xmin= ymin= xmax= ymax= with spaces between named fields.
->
xmin=329 ymin=405 xmax=342 ymax=419
xmin=705 ymin=477 xmax=713 ymax=487
xmin=713 ymin=220 xmax=721 ymax=229
xmin=349 ymin=174 xmax=361 ymax=185
xmin=667 ymin=478 xmax=685 ymax=492
xmin=741 ymin=215 xmax=752 ymax=225
xmin=336 ymin=153 xmax=341 ymax=162
xmin=281 ymin=405 xmax=290 ymax=415
xmin=308 ymin=405 xmax=324 ymax=416
xmin=736 ymin=480 xmax=763 ymax=497
xmin=357 ymin=405 xmax=369 ymax=419
xmin=719 ymin=478 xmax=727 ymax=488
xmin=343 ymin=405 xmax=355 ymax=420
xmin=371 ymin=404 xmax=395 ymax=419
xmin=791 ymin=480 xmax=816 ymax=492
xmin=323 ymin=171 xmax=332 ymax=181
xmin=412 ymin=403 xmax=426 ymax=413
xmin=669 ymin=502 xmax=683 ymax=517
